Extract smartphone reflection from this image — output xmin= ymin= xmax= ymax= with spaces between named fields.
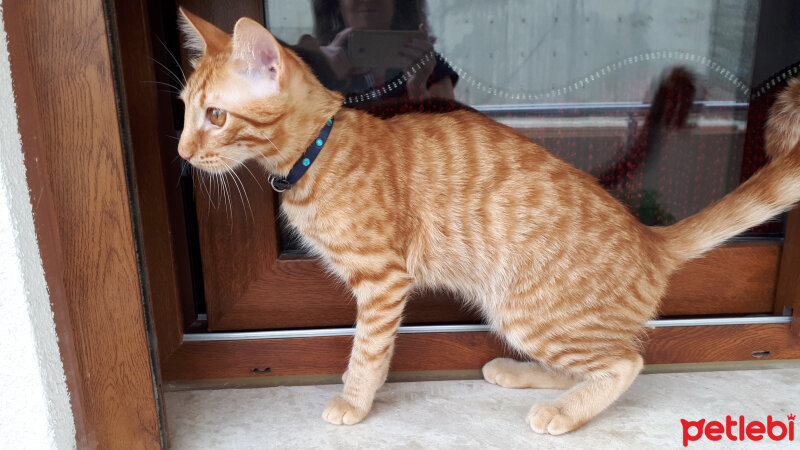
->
xmin=291 ymin=0 xmax=458 ymax=104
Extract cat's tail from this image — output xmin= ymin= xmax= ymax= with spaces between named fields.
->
xmin=658 ymin=78 xmax=800 ymax=263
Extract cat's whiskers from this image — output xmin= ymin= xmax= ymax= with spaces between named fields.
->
xmin=221 ymin=172 xmax=234 ymax=223
xmin=177 ymin=159 xmax=191 ymax=188
xmin=205 ymin=167 xmax=228 ymax=218
xmin=220 ymin=159 xmax=254 ymax=220
xmin=209 ymin=170 xmax=224 ymax=219
xmin=219 ymin=155 xmax=263 ymax=190
xmin=150 ymin=56 xmax=186 ymax=90
xmin=140 ymin=80 xmax=182 ymax=96
xmin=214 ymin=170 xmax=232 ymax=222
xmin=155 ymin=36 xmax=188 ymax=86
xmin=189 ymin=165 xmax=216 ymax=213
xmin=264 ymin=135 xmax=282 ymax=156
xmin=202 ymin=170 xmax=218 ymax=211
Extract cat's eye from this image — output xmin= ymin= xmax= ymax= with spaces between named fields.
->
xmin=208 ymin=108 xmax=227 ymax=127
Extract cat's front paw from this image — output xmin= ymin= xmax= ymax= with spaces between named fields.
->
xmin=322 ymin=395 xmax=368 ymax=425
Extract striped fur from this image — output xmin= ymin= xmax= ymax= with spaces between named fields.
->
xmin=176 ymin=10 xmax=800 ymax=434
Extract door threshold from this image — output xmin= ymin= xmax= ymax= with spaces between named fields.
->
xmin=183 ymin=315 xmax=792 ymax=342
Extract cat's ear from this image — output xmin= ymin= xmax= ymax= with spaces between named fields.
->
xmin=178 ymin=7 xmax=230 ymax=61
xmin=231 ymin=18 xmax=283 ymax=88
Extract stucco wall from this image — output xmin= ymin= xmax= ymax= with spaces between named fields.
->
xmin=0 ymin=3 xmax=76 ymax=449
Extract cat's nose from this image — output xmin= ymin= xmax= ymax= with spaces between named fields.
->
xmin=178 ymin=147 xmax=193 ymax=161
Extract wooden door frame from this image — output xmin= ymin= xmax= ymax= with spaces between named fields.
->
xmin=6 ymin=0 xmax=799 ymax=448
xmin=4 ymin=1 xmax=165 ymax=448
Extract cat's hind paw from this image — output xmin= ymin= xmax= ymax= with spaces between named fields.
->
xmin=322 ymin=395 xmax=368 ymax=425
xmin=527 ymin=402 xmax=582 ymax=435
xmin=482 ymin=357 xmax=525 ymax=388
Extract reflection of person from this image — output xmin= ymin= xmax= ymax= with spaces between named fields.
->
xmin=598 ymin=67 xmax=696 ymax=190
xmin=292 ymin=0 xmax=458 ymax=104
xmin=596 ymin=67 xmax=697 ymax=225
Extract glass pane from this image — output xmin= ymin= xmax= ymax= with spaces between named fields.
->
xmin=267 ymin=1 xmax=800 ymax=254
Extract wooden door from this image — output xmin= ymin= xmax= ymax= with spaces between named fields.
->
xmin=178 ymin=0 xmax=786 ymax=332
xmin=111 ymin=0 xmax=800 ymax=384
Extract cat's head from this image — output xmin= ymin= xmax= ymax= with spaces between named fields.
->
xmin=176 ymin=8 xmax=341 ymax=174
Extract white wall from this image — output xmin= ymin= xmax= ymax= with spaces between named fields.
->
xmin=0 ymin=3 xmax=76 ymax=449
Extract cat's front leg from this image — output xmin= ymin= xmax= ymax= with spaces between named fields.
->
xmin=323 ymin=265 xmax=412 ymax=425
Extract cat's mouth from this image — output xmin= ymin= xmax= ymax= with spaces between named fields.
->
xmin=196 ymin=164 xmax=228 ymax=173
xmin=186 ymin=150 xmax=241 ymax=173
xmin=192 ymin=156 xmax=234 ymax=174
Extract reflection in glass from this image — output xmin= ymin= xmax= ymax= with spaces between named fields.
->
xmin=268 ymin=1 xmax=799 ymax=254
xmin=284 ymin=0 xmax=458 ymax=105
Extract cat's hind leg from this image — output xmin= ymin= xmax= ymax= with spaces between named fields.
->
xmin=482 ymin=358 xmax=579 ymax=389
xmin=494 ymin=288 xmax=649 ymax=434
xmin=526 ymin=351 xmax=643 ymax=435
xmin=500 ymin=318 xmax=645 ymax=435
xmin=484 ymin=333 xmax=641 ymax=434
xmin=492 ymin=253 xmax=658 ymax=434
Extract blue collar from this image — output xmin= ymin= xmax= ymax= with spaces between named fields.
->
xmin=268 ymin=116 xmax=334 ymax=192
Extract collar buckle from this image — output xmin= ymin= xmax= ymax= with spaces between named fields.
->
xmin=268 ymin=175 xmax=292 ymax=192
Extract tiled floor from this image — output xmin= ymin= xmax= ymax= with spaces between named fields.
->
xmin=165 ymin=362 xmax=800 ymax=449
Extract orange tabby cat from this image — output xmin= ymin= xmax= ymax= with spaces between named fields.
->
xmin=176 ymin=9 xmax=800 ymax=434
